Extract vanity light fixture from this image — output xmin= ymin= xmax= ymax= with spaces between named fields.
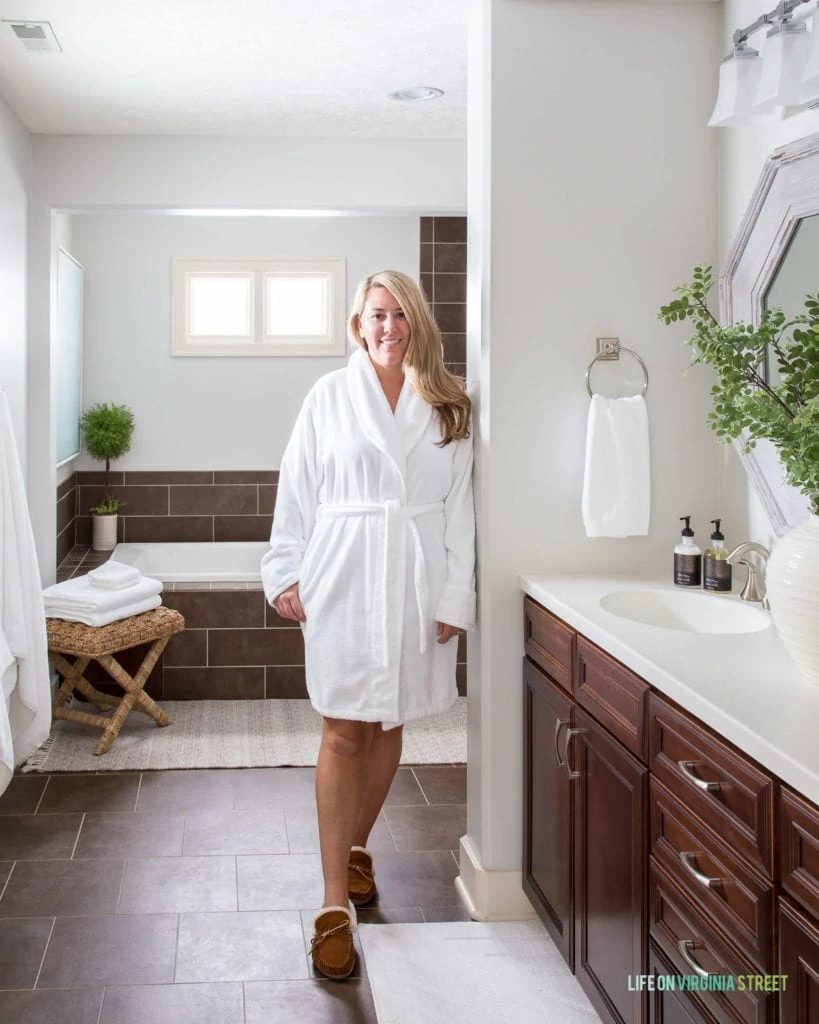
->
xmin=388 ymin=87 xmax=444 ymax=102
xmin=709 ymin=0 xmax=818 ymax=126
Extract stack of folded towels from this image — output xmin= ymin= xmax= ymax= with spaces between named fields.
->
xmin=42 ymin=561 xmax=163 ymax=627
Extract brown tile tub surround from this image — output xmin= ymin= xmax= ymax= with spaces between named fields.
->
xmin=420 ymin=216 xmax=467 ymax=379
xmin=73 ymin=470 xmax=277 ymax=547
xmin=56 ymin=473 xmax=78 ymax=567
xmin=55 ymin=549 xmax=468 ymax=700
xmin=0 ymin=764 xmax=468 ymax=1020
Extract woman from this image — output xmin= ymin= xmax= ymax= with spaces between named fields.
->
xmin=261 ymin=270 xmax=475 ymax=979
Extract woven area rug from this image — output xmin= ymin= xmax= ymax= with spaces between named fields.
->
xmin=23 ymin=697 xmax=466 ymax=772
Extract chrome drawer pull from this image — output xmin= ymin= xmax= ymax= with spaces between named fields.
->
xmin=678 ymin=851 xmax=721 ymax=889
xmin=677 ymin=760 xmax=721 ymax=793
xmin=554 ymin=718 xmax=569 ymax=768
xmin=677 ymin=939 xmax=715 ymax=980
xmin=565 ymin=727 xmax=583 ymax=780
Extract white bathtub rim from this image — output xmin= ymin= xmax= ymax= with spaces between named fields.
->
xmin=111 ymin=540 xmax=269 ymax=583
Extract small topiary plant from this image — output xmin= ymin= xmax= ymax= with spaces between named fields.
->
xmin=80 ymin=402 xmax=135 ymax=515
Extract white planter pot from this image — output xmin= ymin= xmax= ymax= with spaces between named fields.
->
xmin=766 ymin=513 xmax=819 ymax=686
xmin=92 ymin=513 xmax=118 ymax=552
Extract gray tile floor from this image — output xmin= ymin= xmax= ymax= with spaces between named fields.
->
xmin=0 ymin=764 xmax=469 ymax=1023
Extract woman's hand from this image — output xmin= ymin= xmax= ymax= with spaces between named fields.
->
xmin=273 ymin=583 xmax=306 ymax=622
xmin=436 ymin=621 xmax=464 ymax=644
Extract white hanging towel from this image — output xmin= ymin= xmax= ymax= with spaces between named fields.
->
xmin=581 ymin=394 xmax=651 ymax=538
xmin=0 ymin=392 xmax=51 ymax=794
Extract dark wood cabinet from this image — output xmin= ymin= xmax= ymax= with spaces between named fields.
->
xmin=779 ymin=897 xmax=819 ymax=1024
xmin=523 ymin=649 xmax=647 ymax=1024
xmin=575 ymin=706 xmax=648 ymax=1024
xmin=522 ymin=593 xmax=819 ymax=1024
xmin=523 ymin=656 xmax=574 ymax=965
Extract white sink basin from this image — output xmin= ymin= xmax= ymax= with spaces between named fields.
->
xmin=599 ymin=588 xmax=771 ymax=634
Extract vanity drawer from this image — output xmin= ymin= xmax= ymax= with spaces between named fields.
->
xmin=648 ymin=693 xmax=775 ymax=878
xmin=780 ymin=785 xmax=819 ymax=920
xmin=650 ymin=858 xmax=774 ymax=1024
xmin=576 ymin=636 xmax=648 ymax=761
xmin=523 ymin=597 xmax=575 ymax=693
xmin=651 ymin=777 xmax=773 ymax=971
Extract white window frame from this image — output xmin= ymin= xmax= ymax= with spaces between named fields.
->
xmin=171 ymin=257 xmax=346 ymax=357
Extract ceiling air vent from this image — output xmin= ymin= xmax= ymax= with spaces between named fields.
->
xmin=4 ymin=20 xmax=62 ymax=53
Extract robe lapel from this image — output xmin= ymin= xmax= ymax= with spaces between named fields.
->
xmin=395 ymin=369 xmax=434 ymax=458
xmin=347 ymin=348 xmax=409 ymax=485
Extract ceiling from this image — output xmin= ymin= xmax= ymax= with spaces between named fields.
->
xmin=0 ymin=0 xmax=468 ymax=138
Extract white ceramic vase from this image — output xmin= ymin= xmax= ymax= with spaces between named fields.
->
xmin=766 ymin=513 xmax=819 ymax=686
xmin=92 ymin=513 xmax=118 ymax=552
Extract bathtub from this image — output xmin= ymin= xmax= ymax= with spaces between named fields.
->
xmin=111 ymin=541 xmax=270 ymax=583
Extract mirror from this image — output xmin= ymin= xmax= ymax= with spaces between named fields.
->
xmin=721 ymin=133 xmax=818 ymax=537
xmin=764 ymin=212 xmax=819 ymax=387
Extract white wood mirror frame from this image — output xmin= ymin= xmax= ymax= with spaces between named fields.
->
xmin=720 ymin=131 xmax=818 ymax=537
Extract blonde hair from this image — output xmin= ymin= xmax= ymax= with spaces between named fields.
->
xmin=348 ymin=270 xmax=471 ymax=446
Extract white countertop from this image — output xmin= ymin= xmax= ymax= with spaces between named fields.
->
xmin=520 ymin=573 xmax=819 ymax=806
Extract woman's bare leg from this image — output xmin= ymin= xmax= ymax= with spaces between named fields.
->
xmin=315 ymin=717 xmax=374 ymax=908
xmin=353 ymin=724 xmax=403 ymax=848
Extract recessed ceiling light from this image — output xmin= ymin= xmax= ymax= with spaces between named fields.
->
xmin=388 ymin=87 xmax=444 ymax=102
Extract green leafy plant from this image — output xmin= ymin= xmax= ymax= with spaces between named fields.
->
xmin=658 ymin=263 xmax=819 ymax=515
xmin=80 ymin=402 xmax=135 ymax=515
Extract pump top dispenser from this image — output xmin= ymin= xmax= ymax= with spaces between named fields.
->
xmin=704 ymin=519 xmax=732 ymax=592
xmin=674 ymin=516 xmax=702 ymax=587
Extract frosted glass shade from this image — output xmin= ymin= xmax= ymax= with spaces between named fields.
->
xmin=753 ymin=22 xmax=810 ymax=113
xmin=708 ymin=50 xmax=763 ymax=126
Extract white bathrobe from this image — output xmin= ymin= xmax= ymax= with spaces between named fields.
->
xmin=261 ymin=347 xmax=476 ymax=728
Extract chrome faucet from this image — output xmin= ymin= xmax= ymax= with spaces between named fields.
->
xmin=726 ymin=542 xmax=771 ymax=608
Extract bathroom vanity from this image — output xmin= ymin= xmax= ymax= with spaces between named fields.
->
xmin=520 ymin=575 xmax=819 ymax=1024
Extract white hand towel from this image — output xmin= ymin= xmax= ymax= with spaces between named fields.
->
xmin=87 ymin=560 xmax=141 ymax=590
xmin=44 ymin=595 xmax=162 ymax=628
xmin=43 ymin=574 xmax=162 ymax=615
xmin=581 ymin=394 xmax=651 ymax=538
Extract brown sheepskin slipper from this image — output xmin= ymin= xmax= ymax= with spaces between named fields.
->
xmin=348 ymin=846 xmax=376 ymax=906
xmin=310 ymin=904 xmax=356 ymax=979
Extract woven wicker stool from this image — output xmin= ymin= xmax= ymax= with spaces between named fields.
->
xmin=46 ymin=606 xmax=185 ymax=755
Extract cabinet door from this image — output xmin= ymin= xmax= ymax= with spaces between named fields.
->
xmin=779 ymin=896 xmax=819 ymax=1024
xmin=522 ymin=657 xmax=575 ymax=967
xmin=574 ymin=706 xmax=649 ymax=1024
xmin=649 ymin=940 xmax=716 ymax=1024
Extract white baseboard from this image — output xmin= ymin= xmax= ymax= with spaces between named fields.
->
xmin=455 ymin=834 xmax=538 ymax=922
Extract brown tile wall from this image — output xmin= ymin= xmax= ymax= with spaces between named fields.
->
xmin=420 ymin=216 xmax=467 ymax=378
xmin=56 ymin=474 xmax=77 ymax=566
xmin=73 ymin=470 xmax=277 ymax=547
xmin=77 ymin=584 xmax=467 ymax=701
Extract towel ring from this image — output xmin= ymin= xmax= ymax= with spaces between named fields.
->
xmin=585 ymin=346 xmax=649 ymax=398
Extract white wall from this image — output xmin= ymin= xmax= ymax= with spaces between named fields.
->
xmin=718 ymin=1 xmax=819 ymax=547
xmin=464 ymin=0 xmax=721 ymax=906
xmin=28 ymin=136 xmax=466 ymax=579
xmin=0 ymin=96 xmax=30 ymax=468
xmin=68 ymin=213 xmax=420 ymax=470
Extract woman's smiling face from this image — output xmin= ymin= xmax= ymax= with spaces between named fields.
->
xmin=358 ymin=286 xmax=411 ymax=370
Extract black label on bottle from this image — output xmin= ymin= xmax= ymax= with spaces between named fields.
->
xmin=674 ymin=554 xmax=701 ymax=587
xmin=704 ymin=558 xmax=732 ymax=592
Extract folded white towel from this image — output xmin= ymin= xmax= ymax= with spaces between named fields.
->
xmin=44 ymin=595 xmax=162 ymax=628
xmin=87 ymin=560 xmax=142 ymax=590
xmin=43 ymin=574 xmax=163 ymax=614
xmin=581 ymin=394 xmax=651 ymax=538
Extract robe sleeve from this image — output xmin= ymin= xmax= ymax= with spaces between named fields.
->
xmin=261 ymin=390 xmax=322 ymax=605
xmin=434 ymin=430 xmax=477 ymax=630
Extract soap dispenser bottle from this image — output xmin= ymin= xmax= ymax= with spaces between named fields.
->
xmin=703 ymin=519 xmax=732 ymax=592
xmin=674 ymin=516 xmax=702 ymax=587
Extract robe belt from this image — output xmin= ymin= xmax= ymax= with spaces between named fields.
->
xmin=316 ymin=500 xmax=445 ymax=668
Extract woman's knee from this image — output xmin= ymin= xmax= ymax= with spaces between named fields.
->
xmin=322 ymin=718 xmax=374 ymax=759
